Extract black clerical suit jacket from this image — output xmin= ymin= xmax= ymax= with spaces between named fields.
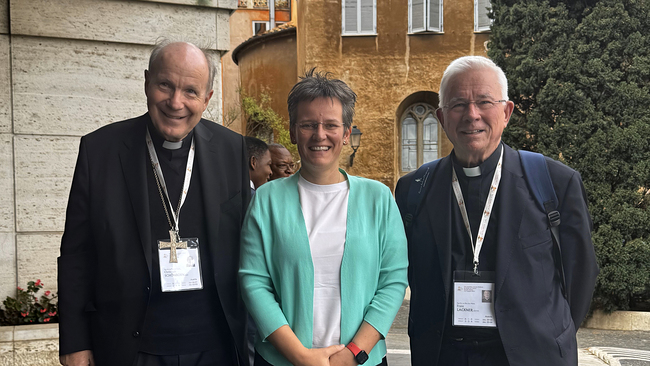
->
xmin=58 ymin=114 xmax=251 ymax=365
xmin=396 ymin=144 xmax=599 ymax=366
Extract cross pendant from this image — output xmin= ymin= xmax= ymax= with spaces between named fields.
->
xmin=159 ymin=230 xmax=187 ymax=263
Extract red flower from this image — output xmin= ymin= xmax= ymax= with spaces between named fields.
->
xmin=20 ymin=312 xmax=28 ymax=317
xmin=48 ymin=312 xmax=56 ymax=316
xmin=44 ymin=291 xmax=51 ymax=296
xmin=40 ymin=308 xmax=47 ymax=313
xmin=35 ymin=279 xmax=42 ymax=286
xmin=16 ymin=287 xmax=22 ymax=291
xmin=43 ymin=318 xmax=51 ymax=322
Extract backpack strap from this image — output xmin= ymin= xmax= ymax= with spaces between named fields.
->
xmin=404 ymin=159 xmax=441 ymax=229
xmin=519 ymin=150 xmax=566 ymax=298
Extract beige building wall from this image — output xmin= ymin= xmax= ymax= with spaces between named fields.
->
xmin=0 ymin=0 xmax=235 ymax=306
xmin=235 ymin=28 xmax=297 ymax=126
xmin=222 ymin=6 xmax=291 ymax=134
xmin=296 ymin=0 xmax=490 ymax=189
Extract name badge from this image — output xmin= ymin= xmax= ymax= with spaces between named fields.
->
xmin=157 ymin=237 xmax=203 ymax=292
xmin=453 ymin=270 xmax=496 ymax=328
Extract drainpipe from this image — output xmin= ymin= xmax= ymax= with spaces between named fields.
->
xmin=269 ymin=0 xmax=276 ymax=29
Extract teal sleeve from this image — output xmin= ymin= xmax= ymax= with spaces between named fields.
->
xmin=363 ymin=187 xmax=409 ymax=337
xmin=238 ymin=193 xmax=289 ymax=340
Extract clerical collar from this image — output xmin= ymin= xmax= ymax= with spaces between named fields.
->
xmin=463 ymin=166 xmax=481 ymax=177
xmin=146 ymin=117 xmax=195 ymax=151
xmin=163 ymin=140 xmax=183 ymax=150
xmin=452 ymin=143 xmax=503 ymax=178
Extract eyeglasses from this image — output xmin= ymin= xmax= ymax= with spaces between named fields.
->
xmin=444 ymin=99 xmax=507 ymax=113
xmin=297 ymin=122 xmax=344 ymax=131
xmin=274 ymin=163 xmax=295 ymax=171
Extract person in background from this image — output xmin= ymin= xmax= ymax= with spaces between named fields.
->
xmin=246 ymin=136 xmax=273 ymax=195
xmin=239 ymin=69 xmax=408 ymax=366
xmin=268 ymin=143 xmax=295 ymax=180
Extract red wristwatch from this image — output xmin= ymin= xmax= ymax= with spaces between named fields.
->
xmin=346 ymin=341 xmax=369 ymax=365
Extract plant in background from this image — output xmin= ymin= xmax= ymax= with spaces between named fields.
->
xmin=0 ymin=279 xmax=58 ymax=325
xmin=241 ymin=91 xmax=299 ymax=161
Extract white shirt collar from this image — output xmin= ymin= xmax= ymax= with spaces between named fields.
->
xmin=462 ymin=166 xmax=481 ymax=177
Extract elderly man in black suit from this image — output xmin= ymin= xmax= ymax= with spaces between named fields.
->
xmin=396 ymin=56 xmax=599 ymax=366
xmin=58 ymin=40 xmax=250 ymax=366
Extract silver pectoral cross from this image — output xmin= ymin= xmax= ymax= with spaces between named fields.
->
xmin=159 ymin=230 xmax=187 ymax=263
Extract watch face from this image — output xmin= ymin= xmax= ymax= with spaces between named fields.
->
xmin=356 ymin=350 xmax=369 ymax=365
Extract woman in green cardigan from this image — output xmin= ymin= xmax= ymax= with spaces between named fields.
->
xmin=239 ymin=69 xmax=408 ymax=366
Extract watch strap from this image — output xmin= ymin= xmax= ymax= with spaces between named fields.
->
xmin=346 ymin=341 xmax=362 ymax=356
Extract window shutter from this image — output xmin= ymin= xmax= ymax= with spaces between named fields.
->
xmin=427 ymin=0 xmax=442 ymax=32
xmin=359 ymin=0 xmax=375 ymax=33
xmin=475 ymin=0 xmax=491 ymax=32
xmin=409 ymin=0 xmax=426 ymax=33
xmin=343 ymin=0 xmax=358 ymax=34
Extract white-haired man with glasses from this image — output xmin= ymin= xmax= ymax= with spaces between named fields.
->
xmin=396 ymin=56 xmax=598 ymax=366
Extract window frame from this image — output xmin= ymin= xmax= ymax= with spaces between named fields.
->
xmin=400 ymin=103 xmax=440 ymax=174
xmin=408 ymin=0 xmax=444 ymax=34
xmin=474 ymin=0 xmax=492 ymax=32
xmin=252 ymin=20 xmax=286 ymax=35
xmin=342 ymin=0 xmax=377 ymax=36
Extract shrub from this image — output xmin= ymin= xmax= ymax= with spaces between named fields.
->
xmin=489 ymin=0 xmax=650 ymax=311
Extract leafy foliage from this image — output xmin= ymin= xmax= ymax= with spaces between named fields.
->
xmin=241 ymin=91 xmax=298 ymax=160
xmin=0 ymin=280 xmax=58 ymax=325
xmin=489 ymin=0 xmax=650 ymax=312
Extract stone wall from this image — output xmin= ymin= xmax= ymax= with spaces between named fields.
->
xmin=0 ymin=0 xmax=234 ymax=312
xmin=0 ymin=324 xmax=59 ymax=365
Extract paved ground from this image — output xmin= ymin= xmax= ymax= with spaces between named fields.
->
xmin=384 ymin=301 xmax=650 ymax=366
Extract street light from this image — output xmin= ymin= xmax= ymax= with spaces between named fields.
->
xmin=349 ymin=125 xmax=362 ymax=167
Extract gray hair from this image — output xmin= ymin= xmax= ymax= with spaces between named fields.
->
xmin=268 ymin=143 xmax=289 ymax=151
xmin=438 ymin=56 xmax=508 ymax=108
xmin=148 ymin=39 xmax=216 ymax=93
xmin=287 ymin=68 xmax=357 ymax=129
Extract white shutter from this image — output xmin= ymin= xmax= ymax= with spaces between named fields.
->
xmin=475 ymin=0 xmax=491 ymax=32
xmin=427 ymin=0 xmax=442 ymax=32
xmin=409 ymin=0 xmax=426 ymax=33
xmin=343 ymin=0 xmax=358 ymax=34
xmin=359 ymin=0 xmax=375 ymax=34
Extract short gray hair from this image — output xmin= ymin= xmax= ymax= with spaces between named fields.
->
xmin=287 ymin=68 xmax=357 ymax=129
xmin=148 ymin=39 xmax=215 ymax=93
xmin=268 ymin=143 xmax=289 ymax=151
xmin=439 ymin=56 xmax=508 ymax=108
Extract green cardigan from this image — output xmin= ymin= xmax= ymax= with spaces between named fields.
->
xmin=239 ymin=171 xmax=408 ymax=366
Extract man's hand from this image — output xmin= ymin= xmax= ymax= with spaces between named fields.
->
xmin=59 ymin=350 xmax=94 ymax=366
xmin=329 ymin=346 xmax=357 ymax=366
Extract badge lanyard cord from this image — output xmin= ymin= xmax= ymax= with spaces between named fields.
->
xmin=451 ymin=148 xmax=503 ymax=275
xmin=146 ymin=127 xmax=195 ymax=239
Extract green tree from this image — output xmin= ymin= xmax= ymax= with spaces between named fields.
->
xmin=488 ymin=0 xmax=650 ymax=312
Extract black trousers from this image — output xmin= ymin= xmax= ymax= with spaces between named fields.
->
xmin=437 ymin=338 xmax=509 ymax=366
xmin=254 ymin=351 xmax=388 ymax=366
xmin=133 ymin=349 xmax=236 ymax=366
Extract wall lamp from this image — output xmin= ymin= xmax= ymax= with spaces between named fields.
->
xmin=349 ymin=125 xmax=362 ymax=167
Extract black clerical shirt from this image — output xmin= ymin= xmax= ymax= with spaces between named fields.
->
xmin=444 ymin=143 xmax=503 ymax=341
xmin=141 ymin=123 xmax=235 ymax=360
